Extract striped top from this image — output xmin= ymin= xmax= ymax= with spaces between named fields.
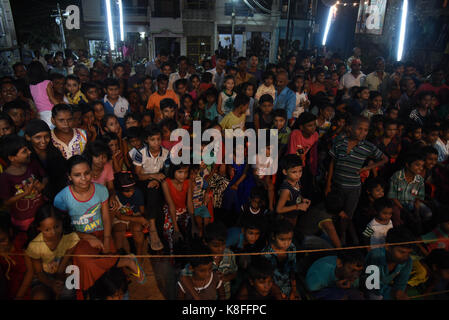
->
xmin=329 ymin=136 xmax=384 ymax=187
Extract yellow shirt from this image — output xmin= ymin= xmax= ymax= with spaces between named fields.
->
xmin=220 ymin=111 xmax=246 ymax=131
xmin=67 ymin=90 xmax=87 ymax=105
xmin=26 ymin=232 xmax=80 ymax=274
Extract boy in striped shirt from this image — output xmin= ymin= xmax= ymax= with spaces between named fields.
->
xmin=325 ymin=116 xmax=388 ymax=246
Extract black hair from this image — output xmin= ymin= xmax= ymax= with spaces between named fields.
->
xmin=167 ymin=163 xmax=190 ymax=180
xmin=114 ymin=171 xmax=136 ymax=192
xmin=337 ymin=250 xmax=365 ymax=266
xmin=293 ymin=111 xmax=316 ymax=129
xmin=385 ymin=226 xmax=415 ymax=248
xmin=404 ymin=152 xmax=424 ymax=167
xmin=156 ymin=73 xmax=168 ymax=82
xmin=66 ymin=75 xmax=81 ymax=84
xmin=201 ymin=72 xmax=213 ymax=83
xmin=417 ymin=90 xmax=435 ymax=102
xmin=160 ymin=98 xmax=177 ymax=111
xmin=223 ymin=74 xmax=235 ymax=84
xmin=259 ymin=94 xmax=274 ymax=105
xmin=83 ymin=140 xmax=112 ymax=163
xmin=159 ymin=118 xmax=178 ymax=132
xmin=383 ymin=119 xmax=398 ymax=128
xmin=204 ymin=221 xmax=227 ymax=243
xmin=158 ymin=48 xmax=169 ymax=57
xmin=88 ymin=267 xmax=128 ymax=300
xmin=373 ymin=197 xmax=393 ymax=214
xmin=81 ymin=82 xmax=98 ymax=95
xmin=101 ymin=114 xmax=119 ymax=130
xmin=270 ymin=218 xmax=294 ymax=241
xmin=324 ymin=189 xmax=345 ymax=215
xmin=100 ymin=131 xmax=120 ymax=146
xmin=143 ymin=123 xmax=161 ymax=139
xmin=189 ymin=74 xmax=200 ymax=83
xmin=281 ymin=154 xmax=302 ymax=172
xmin=104 ymin=78 xmax=120 ymax=89
xmin=237 ymin=56 xmax=247 ymax=64
xmin=0 ymin=111 xmax=14 ymax=125
xmin=240 ymin=215 xmax=265 ymax=233
xmin=51 ymin=104 xmax=73 ymax=118
xmin=27 ymin=204 xmax=67 ymax=245
xmin=49 ymin=73 xmax=65 ymax=82
xmin=189 ymin=243 xmax=213 ymax=268
xmin=71 ymin=104 xmax=81 ymax=114
xmin=177 ymin=56 xmax=189 ymax=65
xmin=0 ymin=134 xmax=28 ymax=165
xmin=124 ymin=112 xmax=142 ymax=123
xmin=273 ymin=108 xmax=287 ymax=120
xmin=3 ymin=99 xmax=29 ymax=113
xmin=126 ymin=126 xmax=143 ymax=141
xmin=240 ymin=82 xmax=255 ymax=96
xmin=364 ymin=177 xmax=385 ymax=193
xmin=262 ymin=71 xmax=275 ymax=82
xmin=233 ymin=94 xmax=250 ymax=110
xmin=248 ymin=256 xmax=274 ymax=280
xmin=67 ymin=155 xmax=90 ymax=175
xmin=28 ymin=61 xmax=48 ymax=85
xmin=174 ymin=78 xmax=188 ymax=90
xmin=421 ymin=146 xmax=438 ymax=158
xmin=205 ymin=87 xmax=218 ymax=99
xmin=80 ymin=104 xmax=94 ymax=116
xmin=113 ymin=63 xmax=125 ymax=71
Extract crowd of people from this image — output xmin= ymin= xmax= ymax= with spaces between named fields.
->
xmin=1 ymin=46 xmax=449 ymax=301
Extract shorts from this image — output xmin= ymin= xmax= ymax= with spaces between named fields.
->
xmin=194 ymin=206 xmax=211 ymax=218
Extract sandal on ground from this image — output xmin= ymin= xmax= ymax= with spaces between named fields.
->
xmin=129 ymin=254 xmax=146 ymax=285
xmin=149 ymin=231 xmax=164 ymax=251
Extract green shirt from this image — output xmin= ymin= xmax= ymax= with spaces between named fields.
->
xmin=387 ymin=169 xmax=425 ymax=207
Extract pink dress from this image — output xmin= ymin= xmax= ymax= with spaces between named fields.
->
xmin=91 ymin=161 xmax=114 ymax=185
xmin=30 ymin=80 xmax=53 ymax=112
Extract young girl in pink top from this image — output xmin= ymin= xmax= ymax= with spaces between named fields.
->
xmin=83 ymin=140 xmax=119 ymax=212
xmin=28 ymin=62 xmax=57 ymax=128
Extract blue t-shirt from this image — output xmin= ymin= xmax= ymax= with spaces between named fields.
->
xmin=54 ymin=183 xmax=109 ymax=233
xmin=117 ymin=188 xmax=144 ymax=216
xmin=365 ymin=247 xmax=413 ymax=299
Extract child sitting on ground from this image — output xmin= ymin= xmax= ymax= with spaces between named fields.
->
xmin=262 ymin=218 xmax=300 ymax=300
xmin=362 ymin=198 xmax=394 ymax=247
xmin=177 ymin=243 xmax=225 ymax=300
xmin=236 ymin=256 xmax=283 ymax=300
xmin=111 ymin=172 xmax=148 ymax=257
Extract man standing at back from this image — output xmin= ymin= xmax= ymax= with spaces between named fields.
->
xmin=168 ymin=56 xmax=191 ymax=91
xmin=146 ymin=49 xmax=169 ymax=78
xmin=273 ymin=71 xmax=296 ymax=125
xmin=208 ymin=54 xmax=227 ymax=91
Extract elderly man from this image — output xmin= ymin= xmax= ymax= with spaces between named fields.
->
xmin=273 ymin=71 xmax=296 ymax=123
xmin=339 ymin=59 xmax=366 ymax=92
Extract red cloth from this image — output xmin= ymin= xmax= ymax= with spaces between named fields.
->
xmin=166 ymin=178 xmax=189 ymax=212
xmin=287 ymin=130 xmax=319 ymax=175
xmin=72 ymin=230 xmax=117 ymax=293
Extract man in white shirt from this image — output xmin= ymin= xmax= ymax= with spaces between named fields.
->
xmin=339 ymin=59 xmax=366 ymax=93
xmin=207 ymin=54 xmax=227 ymax=91
xmin=168 ymin=56 xmax=191 ymax=90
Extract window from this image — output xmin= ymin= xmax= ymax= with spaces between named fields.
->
xmin=153 ymin=0 xmax=180 ymax=18
xmin=185 ymin=0 xmax=209 ymax=10
xmin=123 ymin=0 xmax=148 ymax=16
xmin=187 ymin=36 xmax=211 ymax=65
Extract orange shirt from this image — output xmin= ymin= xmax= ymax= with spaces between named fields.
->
xmin=146 ymin=90 xmax=180 ymax=122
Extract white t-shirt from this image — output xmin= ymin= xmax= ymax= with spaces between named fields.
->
xmin=133 ymin=146 xmax=169 ymax=174
xmin=339 ymin=72 xmax=366 ymax=90
xmin=363 ymin=218 xmax=393 ymax=246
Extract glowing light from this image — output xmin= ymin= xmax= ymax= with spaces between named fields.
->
xmin=322 ymin=5 xmax=336 ymax=46
xmin=397 ymin=0 xmax=408 ymax=61
xmin=118 ymin=0 xmax=124 ymax=41
xmin=139 ymin=32 xmax=146 ymax=39
xmin=105 ymin=0 xmax=115 ymax=50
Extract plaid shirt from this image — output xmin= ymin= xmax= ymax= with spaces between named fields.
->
xmin=329 ymin=136 xmax=384 ymax=187
xmin=387 ymin=169 xmax=425 ymax=208
xmin=263 ymin=243 xmax=297 ymax=296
